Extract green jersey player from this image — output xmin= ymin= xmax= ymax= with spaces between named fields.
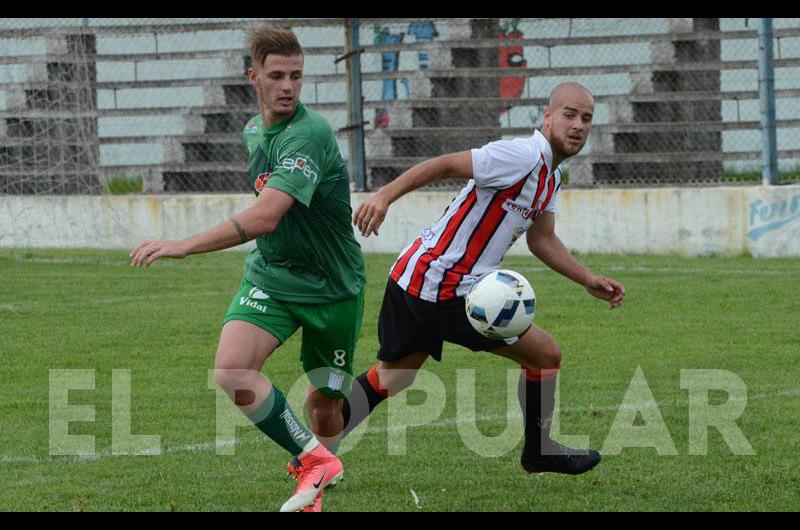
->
xmin=130 ymin=26 xmax=365 ymax=512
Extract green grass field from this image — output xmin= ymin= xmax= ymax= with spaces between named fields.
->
xmin=1 ymin=248 xmax=798 ymax=511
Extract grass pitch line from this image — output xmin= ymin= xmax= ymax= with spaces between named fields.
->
xmin=518 ymin=265 xmax=791 ymax=276
xmin=5 ymin=254 xmax=796 ymax=277
xmin=1 ymin=253 xmax=244 ymax=270
xmin=0 ymin=290 xmax=228 ymax=312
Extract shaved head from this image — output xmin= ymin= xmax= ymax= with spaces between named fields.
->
xmin=548 ymin=82 xmax=594 ymax=109
xmin=541 ymin=82 xmax=595 ymax=165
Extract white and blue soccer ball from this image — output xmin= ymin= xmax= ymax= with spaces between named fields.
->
xmin=465 ymin=269 xmax=536 ymax=340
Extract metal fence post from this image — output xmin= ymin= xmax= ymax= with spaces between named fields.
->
xmin=758 ymin=17 xmax=778 ymax=185
xmin=344 ymin=18 xmax=367 ymax=191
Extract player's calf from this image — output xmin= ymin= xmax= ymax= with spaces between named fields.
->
xmin=517 ymin=365 xmax=601 ymax=475
xmin=340 ymin=364 xmax=391 ymax=437
xmin=340 ymin=361 xmax=423 ymax=438
xmin=305 ymin=389 xmax=344 ymax=452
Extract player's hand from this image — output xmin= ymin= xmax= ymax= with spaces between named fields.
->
xmin=130 ymin=239 xmax=187 ymax=268
xmin=353 ymin=193 xmax=390 ymax=237
xmin=584 ymin=275 xmax=626 ymax=309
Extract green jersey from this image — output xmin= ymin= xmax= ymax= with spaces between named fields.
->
xmin=241 ymin=102 xmax=365 ymax=304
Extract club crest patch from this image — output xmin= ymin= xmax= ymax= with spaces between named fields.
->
xmin=255 ymin=172 xmax=271 ymax=192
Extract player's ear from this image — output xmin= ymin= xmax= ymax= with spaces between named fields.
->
xmin=541 ymin=106 xmax=551 ymax=130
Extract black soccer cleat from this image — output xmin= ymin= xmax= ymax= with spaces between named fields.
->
xmin=520 ymin=439 xmax=602 ymax=475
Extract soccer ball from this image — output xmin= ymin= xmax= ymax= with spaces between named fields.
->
xmin=465 ymin=269 xmax=536 ymax=340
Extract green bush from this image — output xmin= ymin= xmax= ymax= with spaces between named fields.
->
xmin=103 ymin=175 xmax=143 ymax=194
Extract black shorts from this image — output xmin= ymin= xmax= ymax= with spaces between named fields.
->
xmin=377 ymin=279 xmax=511 ymax=362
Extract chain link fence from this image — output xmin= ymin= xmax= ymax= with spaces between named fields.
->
xmin=358 ymin=18 xmax=800 ymax=189
xmin=0 ymin=18 xmax=349 ymax=195
xmin=1 ymin=18 xmax=799 ymax=195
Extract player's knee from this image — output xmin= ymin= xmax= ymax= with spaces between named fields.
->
xmin=213 ymin=361 xmax=254 ymax=394
xmin=542 ymin=343 xmax=562 ymax=369
xmin=214 ymin=371 xmax=257 ymax=407
xmin=213 ymin=369 xmax=238 ymax=393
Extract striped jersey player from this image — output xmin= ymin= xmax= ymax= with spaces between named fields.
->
xmin=391 ymin=130 xmax=562 ymax=303
xmin=344 ymin=82 xmax=627 ymax=477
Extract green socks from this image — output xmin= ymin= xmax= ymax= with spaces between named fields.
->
xmin=247 ymin=386 xmax=318 ymax=457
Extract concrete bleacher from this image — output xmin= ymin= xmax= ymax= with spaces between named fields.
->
xmin=2 ymin=18 xmax=800 ymax=194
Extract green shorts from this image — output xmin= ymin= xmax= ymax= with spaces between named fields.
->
xmin=223 ymin=279 xmax=364 ymax=399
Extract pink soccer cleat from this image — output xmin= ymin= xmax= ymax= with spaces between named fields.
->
xmin=280 ymin=446 xmax=343 ymax=512
xmin=300 ymin=491 xmax=324 ymax=512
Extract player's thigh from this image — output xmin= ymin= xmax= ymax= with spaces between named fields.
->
xmin=216 ymin=321 xmax=280 ymax=370
xmin=217 ymin=279 xmax=300 ymax=371
xmin=377 ymin=279 xmax=445 ymax=363
xmin=491 ymin=324 xmax=561 ymax=369
xmin=422 ymin=293 xmax=509 ymax=354
xmin=294 ymin=287 xmax=365 ymax=400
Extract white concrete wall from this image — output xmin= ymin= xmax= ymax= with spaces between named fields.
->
xmin=2 ymin=185 xmax=800 ymax=257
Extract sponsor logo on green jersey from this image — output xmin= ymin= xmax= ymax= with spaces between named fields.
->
xmin=279 ymin=154 xmax=319 ymax=184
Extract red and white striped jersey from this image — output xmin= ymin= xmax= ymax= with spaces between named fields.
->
xmin=390 ymin=130 xmax=562 ymax=303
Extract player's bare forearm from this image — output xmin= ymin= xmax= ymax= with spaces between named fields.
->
xmin=355 ymin=151 xmax=472 ymax=237
xmin=530 ymin=232 xmax=592 ymax=287
xmin=526 ymin=213 xmax=590 ymax=286
xmin=131 ymin=212 xmax=272 ymax=267
xmin=176 ymin=187 xmax=294 ymax=256
xmin=131 ymin=187 xmax=294 ymax=267
xmin=179 ymin=214 xmax=263 ymax=256
xmin=377 ymin=152 xmax=472 ymax=204
xmin=526 ymin=213 xmax=626 ymax=308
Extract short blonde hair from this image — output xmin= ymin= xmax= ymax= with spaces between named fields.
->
xmin=246 ymin=26 xmax=303 ymax=69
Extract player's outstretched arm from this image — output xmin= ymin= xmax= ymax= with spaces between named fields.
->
xmin=526 ymin=212 xmax=625 ymax=309
xmin=130 ymin=187 xmax=294 ymax=268
xmin=353 ymin=151 xmax=472 ymax=237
